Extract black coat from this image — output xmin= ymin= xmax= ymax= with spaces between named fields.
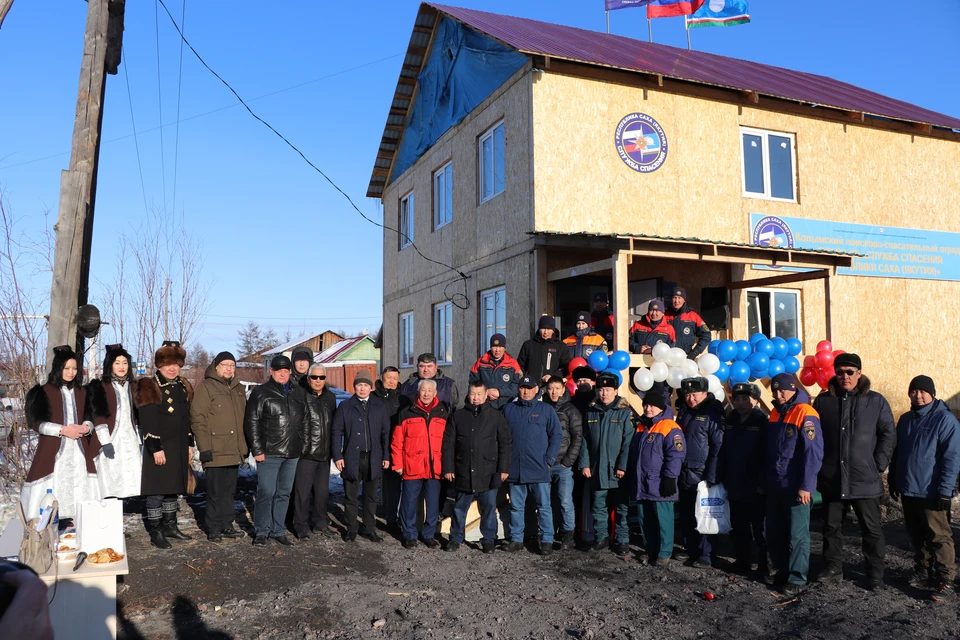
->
xmin=543 ymin=394 xmax=583 ymax=467
xmin=243 ymin=379 xmax=312 ymax=459
xmin=717 ymin=406 xmax=767 ymax=502
xmin=135 ymin=376 xmax=194 ymax=496
xmin=441 ymin=402 xmax=512 ymax=493
xmin=373 ymin=381 xmax=411 ymax=428
xmin=302 ymin=384 xmax=336 ymax=461
xmin=517 ymin=331 xmax=571 ymax=382
xmin=813 ymin=376 xmax=896 ymax=500
xmin=332 ymin=394 xmax=391 ymax=482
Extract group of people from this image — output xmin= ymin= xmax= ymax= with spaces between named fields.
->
xmin=19 ymin=287 xmax=960 ymax=604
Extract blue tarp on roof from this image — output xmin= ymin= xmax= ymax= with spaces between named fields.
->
xmin=391 ymin=17 xmax=527 ymax=182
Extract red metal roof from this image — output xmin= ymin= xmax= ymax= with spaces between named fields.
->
xmin=315 ymin=336 xmax=369 ymax=364
xmin=427 ymin=3 xmax=960 ymax=131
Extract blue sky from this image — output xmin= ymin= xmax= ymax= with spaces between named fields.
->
xmin=1 ymin=0 xmax=957 ymax=356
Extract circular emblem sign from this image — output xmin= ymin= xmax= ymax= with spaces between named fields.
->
xmin=615 ymin=113 xmax=668 ymax=173
xmin=752 ymin=215 xmax=794 ymax=270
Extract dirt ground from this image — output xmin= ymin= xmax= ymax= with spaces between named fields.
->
xmin=116 ymin=476 xmax=960 ymax=640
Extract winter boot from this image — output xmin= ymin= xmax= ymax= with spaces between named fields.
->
xmin=558 ymin=530 xmax=575 ymax=550
xmin=161 ymin=510 xmax=193 ymax=541
xmin=147 ymin=518 xmax=171 ymax=549
xmin=755 ymin=551 xmax=771 ymax=578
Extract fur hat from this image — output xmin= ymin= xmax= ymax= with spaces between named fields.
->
xmin=47 ymin=344 xmax=81 ymax=387
xmin=103 ymin=343 xmax=134 ymax=383
xmin=154 ymin=340 xmax=186 ymax=368
xmin=680 ymin=377 xmax=709 ymax=394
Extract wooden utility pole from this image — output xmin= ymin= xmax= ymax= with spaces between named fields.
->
xmin=0 ymin=0 xmax=16 ymax=29
xmin=47 ymin=0 xmax=125 ymax=367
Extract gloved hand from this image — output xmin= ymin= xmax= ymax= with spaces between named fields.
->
xmin=100 ymin=443 xmax=115 ymax=459
xmin=936 ymin=495 xmax=952 ymax=511
xmin=660 ymin=477 xmax=677 ymax=497
xmin=888 ymin=481 xmax=900 ymax=502
xmin=199 ymin=450 xmax=214 ymax=463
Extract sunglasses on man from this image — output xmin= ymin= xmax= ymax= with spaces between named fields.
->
xmin=308 ymin=375 xmax=326 ymax=381
xmin=834 ymin=368 xmax=859 ymax=377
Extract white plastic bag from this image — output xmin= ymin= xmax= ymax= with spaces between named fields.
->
xmin=694 ymin=481 xmax=731 ymax=535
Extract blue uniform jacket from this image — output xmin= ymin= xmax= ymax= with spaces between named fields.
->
xmin=717 ymin=407 xmax=767 ymax=502
xmin=502 ymin=398 xmax=562 ymax=484
xmin=579 ymin=397 xmax=636 ymax=490
xmin=676 ymin=395 xmax=724 ymax=490
xmin=765 ymin=389 xmax=823 ymax=494
xmin=627 ymin=412 xmax=685 ymax=501
xmin=891 ymin=400 xmax=960 ymax=500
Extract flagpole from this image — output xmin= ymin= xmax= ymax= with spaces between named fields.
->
xmin=685 ymin=16 xmax=691 ymax=49
xmin=647 ymin=17 xmax=652 ymax=42
xmin=606 ymin=10 xmax=610 ymax=34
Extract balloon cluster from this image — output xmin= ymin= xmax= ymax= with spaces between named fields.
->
xmin=704 ymin=334 xmax=802 ymax=386
xmin=566 ymin=349 xmax=632 ymax=395
xmin=632 ymin=344 xmax=727 ymax=401
xmin=798 ymin=340 xmax=843 ymax=390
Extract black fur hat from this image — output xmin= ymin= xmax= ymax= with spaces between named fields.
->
xmin=102 ymin=343 xmax=134 ymax=383
xmin=46 ymin=344 xmax=81 ymax=388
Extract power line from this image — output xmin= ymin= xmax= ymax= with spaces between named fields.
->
xmin=171 ymin=0 xmax=186 ymax=211
xmin=154 ymin=0 xmax=168 ymax=211
xmin=205 ymin=313 xmax=381 ymax=320
xmin=155 ymin=0 xmax=471 ymax=309
xmin=0 ymin=53 xmax=404 ymax=172
xmin=121 ymin=45 xmax=150 ymax=217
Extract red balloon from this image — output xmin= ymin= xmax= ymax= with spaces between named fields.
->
xmin=803 ymin=355 xmax=816 ymax=368
xmin=815 ymin=350 xmax=835 ymax=369
xmin=568 ymin=357 xmax=588 ymax=374
xmin=565 ymin=379 xmax=578 ymax=397
xmin=816 ymin=340 xmax=833 ymax=353
xmin=799 ymin=367 xmax=817 ymax=386
xmin=832 ymin=349 xmax=845 ymax=359
xmin=817 ymin=368 xmax=833 ymax=389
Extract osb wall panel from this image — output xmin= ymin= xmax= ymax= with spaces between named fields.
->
xmin=382 ymin=252 xmax=531 ymax=391
xmin=382 ymin=65 xmax=535 ymax=300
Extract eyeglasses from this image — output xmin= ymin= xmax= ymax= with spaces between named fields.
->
xmin=308 ymin=375 xmax=326 ymax=381
xmin=834 ymin=369 xmax=859 ymax=377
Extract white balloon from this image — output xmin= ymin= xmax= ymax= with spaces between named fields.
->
xmin=667 ymin=367 xmax=686 ymax=389
xmin=667 ymin=347 xmax=688 ymax=368
xmin=651 ymin=342 xmax=671 ymax=363
xmin=633 ymin=368 xmax=654 ymax=391
xmin=714 ymin=387 xmax=726 ymax=403
xmin=650 ymin=361 xmax=669 ymax=382
xmin=681 ymin=359 xmax=700 ymax=378
xmin=706 ymin=374 xmax=722 ymax=393
xmin=698 ymin=353 xmax=721 ymax=375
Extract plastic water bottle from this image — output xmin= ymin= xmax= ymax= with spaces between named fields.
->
xmin=39 ymin=488 xmax=58 ymax=527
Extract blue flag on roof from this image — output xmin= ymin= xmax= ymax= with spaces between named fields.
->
xmin=605 ymin=0 xmax=655 ymax=10
xmin=646 ymin=0 xmax=705 ymax=18
xmin=687 ymin=0 xmax=751 ymax=28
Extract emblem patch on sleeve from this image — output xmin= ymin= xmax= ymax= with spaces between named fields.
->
xmin=674 ymin=434 xmax=683 ymax=451
xmin=803 ymin=422 xmax=816 ymax=441
xmin=785 ymin=426 xmax=795 ymax=438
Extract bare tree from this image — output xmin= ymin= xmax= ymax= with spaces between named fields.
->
xmin=0 ymin=191 xmax=52 ymax=493
xmin=237 ymin=321 xmax=278 ymax=357
xmin=96 ymin=209 xmax=212 ymax=365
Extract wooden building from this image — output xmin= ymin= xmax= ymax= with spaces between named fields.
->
xmin=371 ymin=4 xmax=960 ymax=415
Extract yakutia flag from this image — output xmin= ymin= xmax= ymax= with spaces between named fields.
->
xmin=605 ymin=0 xmax=655 ymax=10
xmin=687 ymin=0 xmax=751 ymax=27
xmin=646 ymin=0 xmax=705 ymax=18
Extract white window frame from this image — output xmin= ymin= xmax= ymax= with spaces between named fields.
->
xmin=739 ymin=127 xmax=798 ymax=203
xmin=478 ymin=121 xmax=505 ymax=204
xmin=746 ymin=288 xmax=801 ymax=339
xmin=433 ymin=162 xmax=453 ymax=230
xmin=479 ymin=286 xmax=506 ymax=356
xmin=399 ymin=191 xmax=414 ymax=249
xmin=433 ymin=302 xmax=453 ymax=366
xmin=399 ymin=312 xmax=414 ymax=368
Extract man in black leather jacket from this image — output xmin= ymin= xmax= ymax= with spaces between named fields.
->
xmin=374 ymin=366 xmax=411 ymax=534
xmin=244 ymin=355 xmax=316 ymax=547
xmin=292 ymin=364 xmax=337 ymax=540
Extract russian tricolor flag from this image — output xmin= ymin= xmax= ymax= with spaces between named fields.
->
xmin=646 ymin=0 xmax=705 ymax=18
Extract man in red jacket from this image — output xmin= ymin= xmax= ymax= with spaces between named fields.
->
xmin=392 ymin=379 xmax=449 ymax=550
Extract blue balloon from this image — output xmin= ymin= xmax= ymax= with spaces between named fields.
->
xmin=600 ymin=368 xmax=622 ymax=385
xmin=786 ymin=337 xmax=803 ymax=357
xmin=753 ymin=339 xmax=775 ymax=357
xmin=715 ymin=362 xmax=730 ymax=383
xmin=588 ymin=350 xmax=609 ymax=372
xmin=717 ymin=340 xmax=737 ymax=362
xmin=782 ymin=355 xmax=801 ymax=374
xmin=735 ymin=340 xmax=752 ymax=361
xmin=707 ymin=340 xmax=721 ymax=355
xmin=749 ymin=333 xmax=768 ymax=345
xmin=770 ymin=337 xmax=789 ymax=361
xmin=729 ymin=361 xmax=751 ymax=384
xmin=746 ymin=352 xmax=769 ymax=374
xmin=767 ymin=359 xmax=785 ymax=378
xmin=608 ymin=350 xmax=631 ymax=371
